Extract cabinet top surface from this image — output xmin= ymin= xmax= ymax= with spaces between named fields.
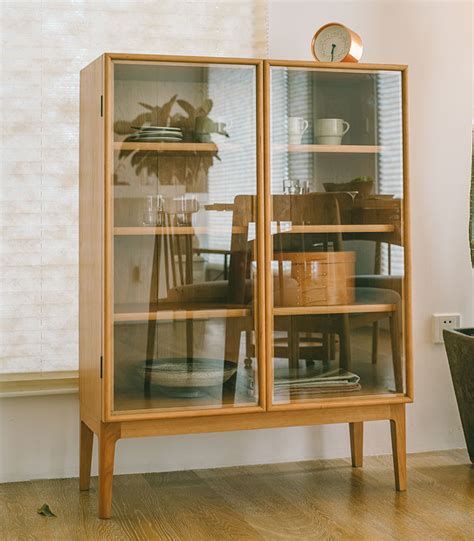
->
xmin=85 ymin=52 xmax=407 ymax=72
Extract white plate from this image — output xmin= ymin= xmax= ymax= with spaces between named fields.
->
xmin=132 ymin=126 xmax=182 ymax=132
xmin=129 ymin=138 xmax=184 ymax=143
xmin=135 ymin=132 xmax=183 ymax=138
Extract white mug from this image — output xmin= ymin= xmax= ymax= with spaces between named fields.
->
xmin=314 ymin=118 xmax=350 ymax=145
xmin=288 ymin=116 xmax=308 ymax=145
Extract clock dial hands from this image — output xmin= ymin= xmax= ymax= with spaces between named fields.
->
xmin=311 ymin=23 xmax=363 ymax=63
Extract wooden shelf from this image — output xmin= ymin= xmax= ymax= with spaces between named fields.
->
xmin=114 ymin=375 xmax=255 ymax=414
xmin=114 ymin=224 xmax=393 ymax=236
xmin=271 ymin=224 xmax=395 ymax=234
xmin=274 ymin=303 xmax=396 ymax=316
xmin=277 ymin=144 xmax=382 ymax=154
xmin=114 ymin=304 xmax=251 ymax=322
xmin=114 ymin=226 xmax=247 ymax=236
xmin=114 ymin=142 xmax=218 ymax=152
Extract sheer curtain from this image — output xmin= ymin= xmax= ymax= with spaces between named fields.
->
xmin=0 ymin=0 xmax=268 ymax=374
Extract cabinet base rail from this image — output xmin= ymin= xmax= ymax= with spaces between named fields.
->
xmin=80 ymin=403 xmax=407 ymax=519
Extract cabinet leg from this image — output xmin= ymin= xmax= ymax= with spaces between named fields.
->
xmin=349 ymin=422 xmax=363 ymax=467
xmin=390 ymin=404 xmax=407 ymax=491
xmin=98 ymin=424 xmax=120 ymax=519
xmin=79 ymin=420 xmax=94 ymax=491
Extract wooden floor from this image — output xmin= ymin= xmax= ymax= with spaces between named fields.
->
xmin=1 ymin=449 xmax=472 ymax=540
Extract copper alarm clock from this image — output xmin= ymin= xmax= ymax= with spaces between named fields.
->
xmin=311 ymin=23 xmax=363 ymax=63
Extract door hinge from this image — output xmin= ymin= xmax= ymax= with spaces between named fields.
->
xmin=100 ymin=95 xmax=103 ymax=117
xmin=100 ymin=355 xmax=103 ymax=378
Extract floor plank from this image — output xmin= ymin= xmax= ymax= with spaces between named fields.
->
xmin=0 ymin=450 xmax=472 ymax=540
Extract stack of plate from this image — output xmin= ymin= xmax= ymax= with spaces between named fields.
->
xmin=140 ymin=358 xmax=237 ymax=398
xmin=125 ymin=126 xmax=184 ymax=143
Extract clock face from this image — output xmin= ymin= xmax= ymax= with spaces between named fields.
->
xmin=313 ymin=25 xmax=351 ymax=62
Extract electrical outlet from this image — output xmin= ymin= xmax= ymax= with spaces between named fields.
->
xmin=432 ymin=313 xmax=461 ymax=344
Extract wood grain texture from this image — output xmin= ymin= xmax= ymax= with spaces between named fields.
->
xmin=349 ymin=421 xmax=364 ymax=467
xmin=281 ymin=144 xmax=382 ymax=153
xmin=104 ymin=54 xmax=114 ymax=421
xmin=116 ymin=403 xmax=394 ymax=434
xmin=1 ymin=450 xmax=471 ymax=539
xmin=113 ymin=306 xmax=250 ymax=322
xmin=79 ymin=421 xmax=94 ymax=491
xmin=98 ymin=423 xmax=121 ymax=519
xmin=272 ymin=224 xmax=395 ymax=233
xmin=273 ymin=303 xmax=396 ymax=316
xmin=113 ymin=226 xmax=247 ymax=235
xmin=79 ymin=55 xmax=104 ymax=427
xmin=401 ymin=67 xmax=414 ymax=401
xmin=390 ymin=403 xmax=407 ymax=491
xmin=255 ymin=60 xmax=267 ymax=412
xmin=267 ymin=59 xmax=408 ymax=71
xmin=113 ymin=141 xmax=217 ymax=152
xmin=80 ymin=55 xmax=412 ymax=518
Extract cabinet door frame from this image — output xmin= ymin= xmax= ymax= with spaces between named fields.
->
xmin=102 ymin=54 xmax=266 ymax=422
xmin=263 ymin=60 xmax=412 ymax=412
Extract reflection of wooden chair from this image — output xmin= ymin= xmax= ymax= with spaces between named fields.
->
xmin=271 ymin=193 xmax=353 ymax=369
xmin=348 ymin=197 xmax=403 ymax=363
xmin=353 ymin=241 xmax=403 ymax=365
xmin=269 ymin=193 xmax=403 ymax=392
xmin=165 ymin=195 xmax=255 ymax=378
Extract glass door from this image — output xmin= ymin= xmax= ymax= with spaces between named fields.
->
xmin=108 ymin=58 xmax=263 ymax=416
xmin=267 ymin=63 xmax=406 ymax=406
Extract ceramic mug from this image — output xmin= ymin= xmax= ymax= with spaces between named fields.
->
xmin=288 ymin=116 xmax=309 ymax=145
xmin=314 ymin=118 xmax=350 ymax=145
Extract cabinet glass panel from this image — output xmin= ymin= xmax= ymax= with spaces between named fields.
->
xmin=111 ymin=61 xmax=259 ymax=413
xmin=269 ymin=66 xmax=405 ymax=404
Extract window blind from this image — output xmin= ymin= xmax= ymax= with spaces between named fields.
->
xmin=270 ymin=67 xmax=289 ymax=193
xmin=0 ymin=0 xmax=268 ymax=374
xmin=205 ymin=66 xmax=258 ymax=262
xmin=376 ymin=72 xmax=404 ymax=275
xmin=287 ymin=70 xmax=313 ymax=185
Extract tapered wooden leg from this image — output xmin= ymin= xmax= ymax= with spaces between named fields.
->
xmin=98 ymin=424 xmax=120 ymax=519
xmin=79 ymin=420 xmax=94 ymax=491
xmin=349 ymin=422 xmax=363 ymax=467
xmin=390 ymin=404 xmax=407 ymax=491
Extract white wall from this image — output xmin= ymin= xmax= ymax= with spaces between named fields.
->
xmin=1 ymin=0 xmax=472 ymax=483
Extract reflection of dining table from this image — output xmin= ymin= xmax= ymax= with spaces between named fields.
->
xmin=205 ymin=193 xmax=402 ymax=382
xmin=205 ymin=194 xmax=402 ymax=245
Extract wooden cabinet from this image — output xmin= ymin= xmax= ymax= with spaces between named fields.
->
xmin=80 ymin=54 xmax=411 ymax=518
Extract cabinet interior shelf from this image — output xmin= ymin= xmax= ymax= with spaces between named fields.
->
xmin=271 ymin=224 xmax=395 ymax=234
xmin=114 ymin=304 xmax=251 ymax=322
xmin=114 ymin=141 xmax=218 ymax=152
xmin=114 ymin=226 xmax=247 ymax=236
xmin=114 ymin=224 xmax=394 ymax=236
xmin=274 ymin=303 xmax=396 ymax=316
xmin=278 ymin=144 xmax=383 ymax=154
xmin=113 ymin=302 xmax=396 ymax=322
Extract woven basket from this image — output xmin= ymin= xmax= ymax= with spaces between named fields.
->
xmin=274 ymin=251 xmax=355 ymax=307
